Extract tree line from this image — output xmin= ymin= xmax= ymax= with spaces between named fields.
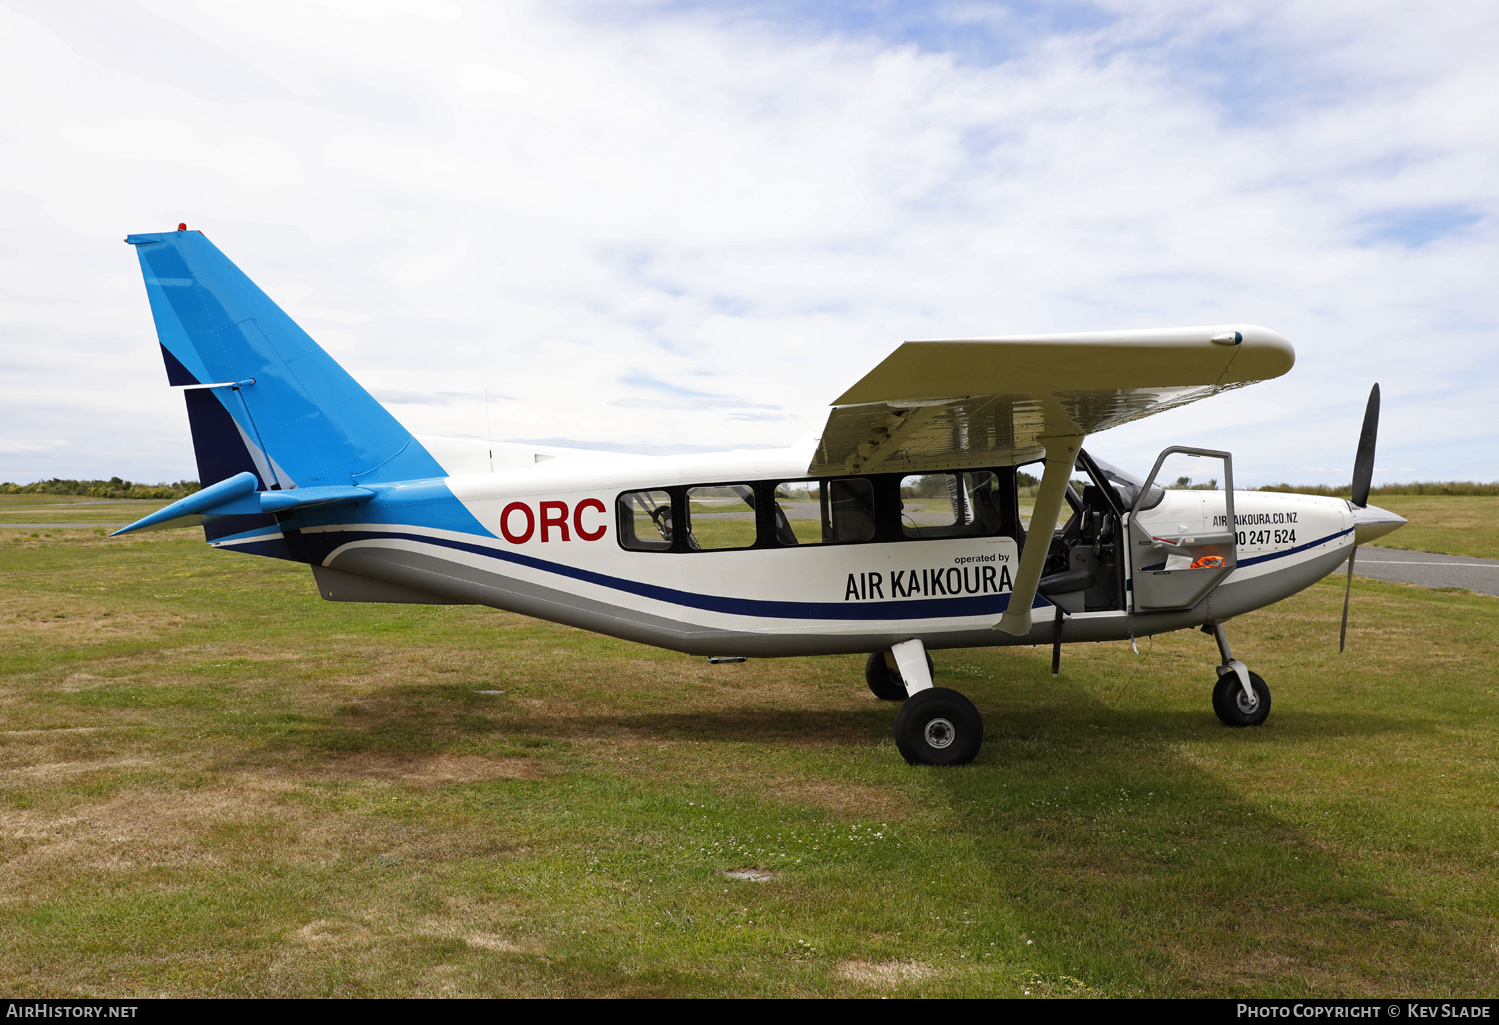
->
xmin=1256 ymin=481 xmax=1499 ymax=497
xmin=0 ymin=477 xmax=201 ymax=500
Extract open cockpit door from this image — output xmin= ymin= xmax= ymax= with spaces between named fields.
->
xmin=1127 ymin=447 xmax=1238 ymax=613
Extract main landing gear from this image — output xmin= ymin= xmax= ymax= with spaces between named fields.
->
xmin=864 ymin=650 xmax=933 ymax=701
xmin=1206 ymin=622 xmax=1271 ymax=727
xmin=872 ymin=639 xmax=984 ymax=766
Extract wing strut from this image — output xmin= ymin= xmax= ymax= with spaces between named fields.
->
xmin=995 ymin=434 xmax=1082 ymax=637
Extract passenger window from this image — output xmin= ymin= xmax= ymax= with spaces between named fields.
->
xmin=773 ymin=478 xmax=876 ymax=545
xmin=773 ymin=481 xmax=822 ymax=544
xmin=900 ymin=472 xmax=1003 ymax=539
xmin=687 ymin=485 xmax=758 ymax=550
xmin=826 ymin=477 xmax=876 ymax=542
xmin=618 ymin=489 xmax=674 ymax=551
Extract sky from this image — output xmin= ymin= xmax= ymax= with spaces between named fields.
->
xmin=0 ymin=0 xmax=1494 ymax=487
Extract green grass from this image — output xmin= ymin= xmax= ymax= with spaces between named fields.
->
xmin=687 ymin=517 xmax=758 ymax=549
xmin=0 ymin=494 xmax=173 ymax=526
xmin=1 ymin=513 xmax=1497 ymax=996
xmin=1357 ymin=495 xmax=1499 ymax=560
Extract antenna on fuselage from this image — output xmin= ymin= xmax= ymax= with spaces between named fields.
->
xmin=483 ymin=387 xmax=495 ymax=474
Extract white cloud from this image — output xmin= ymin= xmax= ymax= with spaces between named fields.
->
xmin=457 ymin=64 xmax=529 ymax=95
xmin=0 ymin=0 xmax=1493 ymax=485
xmin=0 ymin=439 xmax=69 ymax=454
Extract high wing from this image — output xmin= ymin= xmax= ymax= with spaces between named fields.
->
xmin=810 ymin=325 xmax=1294 ymax=476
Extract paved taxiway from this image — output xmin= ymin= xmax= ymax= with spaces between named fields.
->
xmin=1354 ymin=546 xmax=1499 ymax=597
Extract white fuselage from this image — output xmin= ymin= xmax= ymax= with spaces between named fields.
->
xmin=227 ymin=440 xmax=1364 ymax=658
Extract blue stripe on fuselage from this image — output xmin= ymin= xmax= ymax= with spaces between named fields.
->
xmin=1235 ymin=526 xmax=1353 ymax=567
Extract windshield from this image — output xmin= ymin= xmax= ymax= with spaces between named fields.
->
xmin=1088 ymin=456 xmax=1164 ymax=510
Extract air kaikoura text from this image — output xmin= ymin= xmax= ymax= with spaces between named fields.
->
xmin=844 ymin=559 xmax=1014 ymax=601
xmin=1214 ymin=510 xmax=1300 ymax=547
xmin=1214 ymin=511 xmax=1299 ymax=527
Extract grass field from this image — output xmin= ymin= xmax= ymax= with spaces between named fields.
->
xmin=1 ymin=513 xmax=1498 ymax=998
xmin=1356 ymin=495 xmax=1499 ymax=560
xmin=0 ymin=495 xmax=173 ymax=527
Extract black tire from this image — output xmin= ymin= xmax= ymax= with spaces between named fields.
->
xmin=894 ymin=687 xmax=983 ymax=766
xmin=1212 ymin=670 xmax=1271 ymax=727
xmin=864 ymin=650 xmax=934 ymax=702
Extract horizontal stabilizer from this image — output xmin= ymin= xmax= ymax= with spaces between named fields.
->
xmin=111 ymin=471 xmax=258 ymax=535
xmin=257 ymin=485 xmax=375 ymax=512
xmin=111 ymin=472 xmax=372 ymax=536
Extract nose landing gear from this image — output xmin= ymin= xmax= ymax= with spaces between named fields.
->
xmin=864 ymin=649 xmax=933 ymax=702
xmin=1206 ymin=622 xmax=1271 ymax=727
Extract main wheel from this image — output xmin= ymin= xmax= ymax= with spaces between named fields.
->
xmin=864 ymin=650 xmax=934 ymax=701
xmin=894 ymin=687 xmax=983 ymax=766
xmin=1212 ymin=670 xmax=1271 ymax=727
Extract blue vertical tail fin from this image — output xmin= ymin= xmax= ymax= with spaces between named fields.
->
xmin=128 ymin=227 xmax=447 ymax=553
xmin=127 ymin=227 xmax=447 ymax=545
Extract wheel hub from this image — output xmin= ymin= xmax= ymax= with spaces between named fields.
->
xmin=1235 ymin=689 xmax=1259 ymax=714
xmin=924 ymin=717 xmax=956 ymax=749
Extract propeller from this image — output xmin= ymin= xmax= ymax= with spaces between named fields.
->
xmin=1340 ymin=383 xmax=1380 ymax=652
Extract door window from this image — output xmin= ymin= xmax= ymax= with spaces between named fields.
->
xmin=1127 ymin=448 xmax=1238 ymax=612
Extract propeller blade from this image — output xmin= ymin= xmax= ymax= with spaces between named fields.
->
xmin=1339 ymin=546 xmax=1356 ymax=653
xmin=1351 ymin=384 xmax=1380 ymax=508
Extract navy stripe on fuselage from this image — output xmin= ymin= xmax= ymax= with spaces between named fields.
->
xmin=1235 ymin=526 xmax=1352 ymax=568
xmin=318 ymin=528 xmax=1044 ymax=621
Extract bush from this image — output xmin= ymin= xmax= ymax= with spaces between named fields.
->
xmin=1256 ymin=481 xmax=1499 ymax=498
xmin=0 ymin=477 xmax=200 ymax=499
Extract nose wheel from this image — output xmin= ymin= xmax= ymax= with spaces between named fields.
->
xmin=1206 ymin=622 xmax=1271 ymax=727
xmin=1213 ymin=669 xmax=1270 ymax=727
